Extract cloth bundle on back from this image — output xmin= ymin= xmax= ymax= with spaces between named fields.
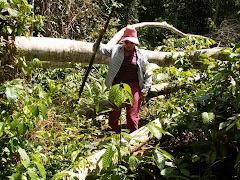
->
xmin=95 ymin=25 xmax=152 ymax=133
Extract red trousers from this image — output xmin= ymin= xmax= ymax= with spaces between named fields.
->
xmin=109 ymin=80 xmax=141 ymax=133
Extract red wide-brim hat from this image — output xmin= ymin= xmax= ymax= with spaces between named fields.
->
xmin=120 ymin=25 xmax=139 ymax=45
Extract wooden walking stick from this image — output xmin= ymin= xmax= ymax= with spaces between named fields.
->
xmin=78 ymin=5 xmax=116 ymax=99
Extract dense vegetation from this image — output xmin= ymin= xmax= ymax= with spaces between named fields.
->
xmin=1 ymin=0 xmax=240 ymax=179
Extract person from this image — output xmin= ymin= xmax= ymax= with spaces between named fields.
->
xmin=94 ymin=25 xmax=152 ymax=133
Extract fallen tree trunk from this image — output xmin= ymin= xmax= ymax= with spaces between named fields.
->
xmin=15 ymin=36 xmax=228 ymax=68
xmin=62 ymin=118 xmax=161 ymax=180
xmin=15 ymin=21 xmax=230 ymax=68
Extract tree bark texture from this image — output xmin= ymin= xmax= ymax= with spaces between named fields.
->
xmin=15 ymin=36 xmax=228 ymax=68
xmin=14 ymin=21 xmax=230 ymax=69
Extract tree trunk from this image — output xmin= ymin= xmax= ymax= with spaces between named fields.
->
xmin=15 ymin=21 xmax=230 ymax=68
xmin=15 ymin=36 xmax=228 ymax=68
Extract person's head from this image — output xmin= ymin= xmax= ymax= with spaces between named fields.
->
xmin=120 ymin=25 xmax=139 ymax=51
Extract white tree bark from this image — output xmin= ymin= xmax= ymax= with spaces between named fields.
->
xmin=15 ymin=36 xmax=227 ymax=68
xmin=15 ymin=37 xmax=108 ymax=64
xmin=14 ymin=21 xmax=229 ymax=68
xmin=108 ymin=21 xmax=195 ymax=45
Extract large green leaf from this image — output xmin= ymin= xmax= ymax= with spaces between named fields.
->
xmin=51 ymin=172 xmax=68 ymax=180
xmin=18 ymin=147 xmax=30 ymax=168
xmin=153 ymin=149 xmax=165 ymax=171
xmin=32 ymin=105 xmax=39 ymax=117
xmin=219 ymin=120 xmax=233 ymax=130
xmin=10 ymin=116 xmax=20 ymax=131
xmin=129 ymin=155 xmax=139 ymax=171
xmin=157 ymin=148 xmax=174 ymax=160
xmin=109 ymin=84 xmax=125 ymax=109
xmin=27 ymin=167 xmax=39 ymax=180
xmin=102 ymin=145 xmax=114 ymax=170
xmin=123 ymin=83 xmax=133 ymax=106
xmin=6 ymin=86 xmax=18 ymax=102
xmin=18 ymin=122 xmax=27 ymax=135
xmin=0 ymin=122 xmax=6 ymax=137
xmin=147 ymin=123 xmax=162 ymax=140
xmin=34 ymin=161 xmax=46 ymax=179
xmin=146 ymin=63 xmax=160 ymax=74
xmin=201 ymin=112 xmax=215 ymax=124
xmin=40 ymin=103 xmax=47 ymax=119
xmin=161 ymin=167 xmax=175 ymax=176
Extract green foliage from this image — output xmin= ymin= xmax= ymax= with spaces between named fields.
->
xmin=0 ymin=0 xmax=34 ymax=37
xmin=1 ymin=1 xmax=240 ymax=179
xmin=0 ymin=77 xmax=49 ymax=179
xmin=102 ymin=145 xmax=114 ymax=170
xmin=148 ymin=44 xmax=240 ymax=179
xmin=109 ymin=83 xmax=133 ymax=109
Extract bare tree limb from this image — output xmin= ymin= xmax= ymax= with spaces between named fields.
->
xmin=107 ymin=21 xmax=208 ymax=45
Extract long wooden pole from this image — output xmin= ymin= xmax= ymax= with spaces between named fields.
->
xmin=78 ymin=5 xmax=116 ymax=99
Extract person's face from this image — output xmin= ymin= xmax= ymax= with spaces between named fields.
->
xmin=123 ymin=41 xmax=135 ymax=51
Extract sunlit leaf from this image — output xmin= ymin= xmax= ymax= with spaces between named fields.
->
xmin=7 ymin=8 xmax=19 ymax=17
xmin=109 ymin=84 xmax=125 ymax=108
xmin=147 ymin=123 xmax=162 ymax=140
xmin=40 ymin=103 xmax=47 ymax=119
xmin=51 ymin=172 xmax=68 ymax=180
xmin=201 ymin=112 xmax=215 ymax=124
xmin=226 ymin=122 xmax=236 ymax=131
xmin=71 ymin=150 xmax=80 ymax=162
xmin=157 ymin=148 xmax=174 ymax=160
xmin=6 ymin=86 xmax=18 ymax=102
xmin=34 ymin=161 xmax=46 ymax=179
xmin=23 ymin=105 xmax=31 ymax=115
xmin=129 ymin=156 xmax=139 ymax=171
xmin=219 ymin=120 xmax=233 ymax=130
xmin=161 ymin=167 xmax=175 ymax=176
xmin=18 ymin=147 xmax=30 ymax=168
xmin=102 ymin=145 xmax=114 ymax=169
xmin=236 ymin=120 xmax=240 ymax=130
xmin=157 ymin=73 xmax=168 ymax=81
xmin=123 ymin=83 xmax=133 ymax=106
xmin=7 ymin=26 xmax=13 ymax=34
xmin=27 ymin=167 xmax=39 ymax=180
xmin=153 ymin=149 xmax=165 ymax=170
xmin=0 ymin=122 xmax=5 ymax=137
xmin=146 ymin=63 xmax=160 ymax=74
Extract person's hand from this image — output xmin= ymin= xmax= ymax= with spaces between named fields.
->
xmin=99 ymin=27 xmax=107 ymax=35
xmin=140 ymin=92 xmax=147 ymax=102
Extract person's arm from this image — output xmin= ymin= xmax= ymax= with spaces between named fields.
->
xmin=92 ymin=28 xmax=113 ymax=56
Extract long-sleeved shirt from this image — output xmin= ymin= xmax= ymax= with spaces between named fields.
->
xmin=96 ymin=44 xmax=152 ymax=94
